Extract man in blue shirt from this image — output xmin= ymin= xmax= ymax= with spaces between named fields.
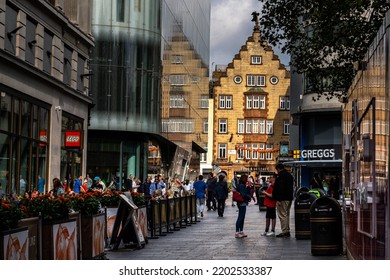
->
xmin=193 ymin=175 xmax=208 ymax=218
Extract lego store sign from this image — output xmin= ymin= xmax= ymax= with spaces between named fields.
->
xmin=65 ymin=131 xmax=81 ymax=147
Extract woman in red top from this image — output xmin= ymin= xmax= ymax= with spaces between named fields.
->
xmin=260 ymin=174 xmax=277 ymax=236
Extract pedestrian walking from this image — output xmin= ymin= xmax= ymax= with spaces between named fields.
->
xmin=235 ymin=174 xmax=251 ymax=238
xmin=272 ymin=163 xmax=294 ymax=238
xmin=215 ymin=174 xmax=228 ymax=217
xmin=260 ymin=173 xmax=277 ymax=236
xmin=206 ymin=172 xmax=217 ymax=211
xmin=193 ymin=175 xmax=208 ymax=218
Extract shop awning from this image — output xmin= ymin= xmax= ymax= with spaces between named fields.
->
xmin=284 ymin=159 xmax=343 ymax=167
xmin=192 ymin=141 xmax=207 ymax=154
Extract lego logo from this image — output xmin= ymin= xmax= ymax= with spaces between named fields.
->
xmin=66 ymin=136 xmax=80 ymax=142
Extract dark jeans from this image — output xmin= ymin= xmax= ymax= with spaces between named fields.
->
xmin=235 ymin=205 xmax=247 ymax=232
xmin=217 ymin=198 xmax=226 ymax=216
xmin=207 ymin=191 xmax=216 ymax=210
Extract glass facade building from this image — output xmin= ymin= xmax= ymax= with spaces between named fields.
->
xmin=88 ymin=0 xmax=210 ymax=184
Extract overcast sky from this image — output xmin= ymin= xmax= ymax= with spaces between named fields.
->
xmin=210 ymin=0 xmax=290 ymax=69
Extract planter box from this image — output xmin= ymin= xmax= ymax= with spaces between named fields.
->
xmin=0 ymin=226 xmax=29 ymax=260
xmin=18 ymin=217 xmax=40 ymax=259
xmin=105 ymin=207 xmax=119 ymax=246
xmin=81 ymin=212 xmax=105 ymax=259
xmin=41 ymin=218 xmax=78 ymax=260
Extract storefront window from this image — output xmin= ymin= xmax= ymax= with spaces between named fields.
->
xmin=0 ymin=89 xmax=50 ymax=194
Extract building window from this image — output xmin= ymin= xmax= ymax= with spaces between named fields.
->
xmin=219 ymin=95 xmax=232 ymax=109
xmin=200 ymin=152 xmax=207 ymax=162
xmin=43 ymin=30 xmax=53 ymax=74
xmin=218 ymin=143 xmax=227 ymax=159
xmin=259 ymin=143 xmax=265 ymax=160
xmin=25 ymin=17 xmax=37 ymax=65
xmin=219 ymin=119 xmax=228 ymax=133
xmin=162 ymin=119 xmax=193 ymax=133
xmin=252 ymin=120 xmax=259 ymax=133
xmin=237 ymin=119 xmax=244 ymax=134
xmin=171 ymin=55 xmax=183 ymax=64
xmin=251 ymin=56 xmax=262 ymax=64
xmin=252 ymin=144 xmax=259 ymax=159
xmin=270 ymin=76 xmax=279 ymax=85
xmin=253 ymin=96 xmax=259 ymax=109
xmin=266 ymin=144 xmax=273 ymax=160
xmin=63 ymin=45 xmax=73 ymax=86
xmin=170 ymin=74 xmax=187 ymax=85
xmin=245 ymin=144 xmax=251 ymax=159
xmin=170 ymin=94 xmax=185 ymax=108
xmin=259 ymin=120 xmax=265 ymax=134
xmin=247 ymin=95 xmax=264 ymax=109
xmin=247 ymin=75 xmax=266 ymax=86
xmin=246 ymin=120 xmax=252 ymax=133
xmin=266 ymin=120 xmax=273 ymax=134
xmin=283 ymin=120 xmax=290 ymax=135
xmin=237 ymin=144 xmax=244 ymax=159
xmin=246 ymin=96 xmax=252 ymax=109
xmin=280 ymin=96 xmax=290 ymax=110
xmin=77 ymin=55 xmax=86 ymax=92
xmin=200 ymin=95 xmax=208 ymax=108
xmin=5 ymin=3 xmax=18 ymax=55
xmin=203 ymin=119 xmax=208 ymax=133
xmin=260 ymin=96 xmax=266 ymax=109
xmin=116 ymin=0 xmax=125 ymax=22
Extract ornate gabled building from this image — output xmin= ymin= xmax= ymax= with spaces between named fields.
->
xmin=211 ymin=15 xmax=290 ymax=180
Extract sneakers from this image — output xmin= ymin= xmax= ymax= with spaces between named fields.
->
xmin=261 ymin=231 xmax=275 ymax=236
xmin=235 ymin=232 xmax=248 ymax=238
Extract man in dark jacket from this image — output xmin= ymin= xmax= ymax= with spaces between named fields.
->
xmin=206 ymin=172 xmax=217 ymax=211
xmin=272 ymin=163 xmax=294 ymax=238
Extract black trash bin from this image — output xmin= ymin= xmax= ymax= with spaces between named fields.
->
xmin=295 ymin=186 xmax=310 ymax=198
xmin=258 ymin=186 xmax=268 ymax=211
xmin=294 ymin=192 xmax=317 ymax=239
xmin=310 ymin=196 xmax=342 ymax=256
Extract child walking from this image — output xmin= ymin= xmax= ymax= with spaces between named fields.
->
xmin=260 ymin=174 xmax=277 ymax=236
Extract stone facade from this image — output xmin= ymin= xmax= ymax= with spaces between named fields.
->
xmin=212 ymin=23 xmax=290 ymax=180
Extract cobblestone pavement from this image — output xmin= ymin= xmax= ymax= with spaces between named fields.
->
xmin=105 ymin=196 xmax=348 ymax=260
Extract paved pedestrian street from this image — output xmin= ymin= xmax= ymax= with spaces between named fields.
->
xmin=105 ymin=197 xmax=347 ymax=260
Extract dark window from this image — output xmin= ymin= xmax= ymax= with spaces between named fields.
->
xmin=64 ymin=46 xmax=73 ymax=86
xmin=5 ymin=4 xmax=18 ymax=54
xmin=43 ymin=30 xmax=53 ymax=74
xmin=117 ymin=0 xmax=125 ymax=22
xmin=77 ymin=55 xmax=86 ymax=92
xmin=25 ymin=17 xmax=37 ymax=65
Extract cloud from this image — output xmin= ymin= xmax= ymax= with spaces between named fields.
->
xmin=210 ymin=0 xmax=289 ymax=68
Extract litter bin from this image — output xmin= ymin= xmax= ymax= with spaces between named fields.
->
xmin=294 ymin=192 xmax=317 ymax=239
xmin=295 ymin=186 xmax=310 ymax=198
xmin=310 ymin=196 xmax=342 ymax=256
xmin=258 ymin=186 xmax=268 ymax=211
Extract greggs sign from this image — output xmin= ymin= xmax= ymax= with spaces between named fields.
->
xmin=65 ymin=131 xmax=81 ymax=147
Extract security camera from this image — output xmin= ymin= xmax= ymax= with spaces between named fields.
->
xmin=55 ymin=106 xmax=62 ymax=111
